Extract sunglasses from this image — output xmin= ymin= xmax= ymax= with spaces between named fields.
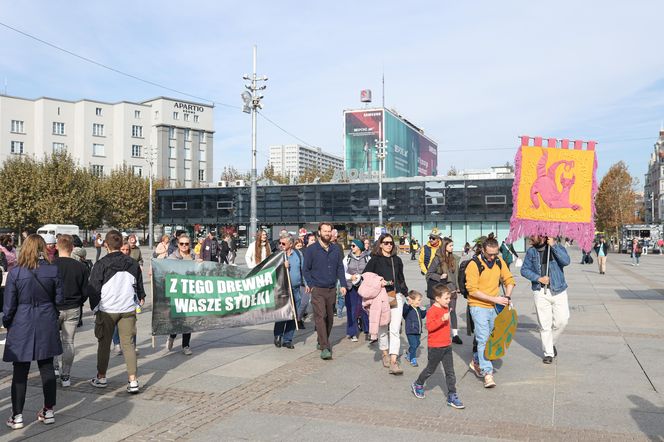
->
xmin=382 ymin=241 xmax=394 ymax=246
xmin=179 ymin=242 xmax=190 ymax=246
xmin=279 ymin=241 xmax=288 ymax=246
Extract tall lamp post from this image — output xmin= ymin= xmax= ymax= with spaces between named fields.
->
xmin=374 ymin=122 xmax=387 ymax=227
xmin=241 ymin=45 xmax=267 ymax=241
xmin=146 ymin=145 xmax=157 ymax=249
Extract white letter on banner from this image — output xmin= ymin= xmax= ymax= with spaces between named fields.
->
xmin=217 ymin=280 xmax=226 ymax=293
xmin=169 ymin=278 xmax=178 ymax=293
xmin=174 ymin=298 xmax=188 ymax=313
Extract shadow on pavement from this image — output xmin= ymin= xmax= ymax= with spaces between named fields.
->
xmin=627 ymin=395 xmax=664 ymax=441
xmin=615 ymin=289 xmax=664 ymax=301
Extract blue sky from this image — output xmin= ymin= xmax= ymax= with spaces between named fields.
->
xmin=2 ymin=1 xmax=664 ymax=185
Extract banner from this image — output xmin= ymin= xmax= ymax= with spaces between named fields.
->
xmin=151 ymin=252 xmax=294 ymax=335
xmin=507 ymin=136 xmax=598 ymax=251
xmin=484 ymin=306 xmax=518 ymax=360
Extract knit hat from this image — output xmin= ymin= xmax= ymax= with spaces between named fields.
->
xmin=351 ymin=239 xmax=365 ymax=252
xmin=43 ymin=234 xmax=57 ymax=244
xmin=71 ymin=247 xmax=87 ymax=261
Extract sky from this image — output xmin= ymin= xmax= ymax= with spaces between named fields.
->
xmin=2 ymin=1 xmax=664 ymax=186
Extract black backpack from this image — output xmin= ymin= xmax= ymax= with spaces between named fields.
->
xmin=458 ymin=255 xmax=502 ymax=299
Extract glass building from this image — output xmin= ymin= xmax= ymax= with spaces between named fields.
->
xmin=156 ymin=176 xmax=523 ymax=251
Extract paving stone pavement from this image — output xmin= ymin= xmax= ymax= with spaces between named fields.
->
xmin=0 ymin=245 xmax=662 ymax=441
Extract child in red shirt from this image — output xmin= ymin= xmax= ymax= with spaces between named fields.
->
xmin=411 ymin=283 xmax=464 ymax=409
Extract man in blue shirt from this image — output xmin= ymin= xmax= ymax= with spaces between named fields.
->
xmin=273 ymin=234 xmax=306 ymax=349
xmin=303 ymin=222 xmax=347 ymax=360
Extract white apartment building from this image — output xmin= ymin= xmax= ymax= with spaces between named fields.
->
xmin=0 ymin=95 xmax=214 ymax=188
xmin=269 ymin=144 xmax=343 ymax=178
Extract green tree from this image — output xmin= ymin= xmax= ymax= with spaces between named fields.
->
xmin=0 ymin=155 xmax=42 ymax=232
xmin=262 ymin=164 xmax=289 ymax=184
xmin=596 ymin=161 xmax=639 ymax=239
xmin=297 ymin=166 xmax=335 ymax=183
xmin=101 ymin=164 xmax=150 ymax=230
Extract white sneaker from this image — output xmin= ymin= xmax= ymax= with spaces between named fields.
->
xmin=167 ymin=337 xmax=174 ymax=351
xmin=350 ymin=336 xmax=358 ymax=342
xmin=114 ymin=344 xmax=122 ymax=355
xmin=37 ymin=408 xmax=55 ymax=425
xmin=90 ymin=377 xmax=108 ymax=388
xmin=182 ymin=346 xmax=192 ymax=356
xmin=60 ymin=376 xmax=71 ymax=387
xmin=127 ymin=380 xmax=139 ymax=394
xmin=6 ymin=414 xmax=23 ymax=430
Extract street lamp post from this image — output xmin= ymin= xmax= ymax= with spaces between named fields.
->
xmin=374 ymin=122 xmax=387 ymax=227
xmin=242 ymin=46 xmax=267 ymax=241
xmin=146 ymin=145 xmax=157 ymax=249
xmin=651 ymin=192 xmax=655 ymax=224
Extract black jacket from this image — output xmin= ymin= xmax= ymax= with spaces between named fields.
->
xmin=54 ymin=257 xmax=90 ymax=310
xmin=88 ymin=251 xmax=145 ymax=312
xmin=593 ymin=242 xmax=609 ymax=256
xmin=363 ymin=254 xmax=408 ymax=295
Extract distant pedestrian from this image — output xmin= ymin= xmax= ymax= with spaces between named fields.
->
xmin=94 ymin=233 xmax=104 ymax=262
xmin=227 ymin=233 xmax=238 ymax=264
xmin=303 ymin=222 xmax=347 ymax=360
xmin=402 ymin=290 xmax=426 ymax=366
xmin=410 ymin=284 xmax=464 ymax=409
xmin=3 ymin=234 xmax=63 ymax=429
xmin=202 ymin=229 xmax=220 ymax=263
xmin=245 ymin=229 xmax=271 ymax=269
xmin=153 ymin=235 xmax=170 ymax=259
xmin=631 ymin=238 xmax=642 ymax=266
xmin=410 ymin=239 xmax=419 ymax=260
xmin=166 ymin=234 xmax=197 ymax=355
xmin=273 ymin=235 xmax=305 ymax=349
xmin=499 ymin=239 xmax=518 ymax=270
xmin=0 ymin=234 xmax=17 ymax=273
xmin=53 ymin=235 xmax=90 ymax=387
xmin=127 ymin=234 xmax=143 ymax=267
xmin=43 ymin=234 xmax=58 ymax=262
xmin=343 ymin=239 xmax=371 ymax=341
xmin=593 ymin=236 xmax=608 ymax=274
xmin=89 ymin=231 xmax=145 ymax=393
xmin=521 ymin=235 xmax=570 ymax=364
xmin=418 ymin=228 xmax=441 ymax=275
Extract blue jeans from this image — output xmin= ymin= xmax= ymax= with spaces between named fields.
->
xmin=345 ymin=287 xmax=364 ymax=337
xmin=274 ymin=286 xmax=302 ymax=343
xmin=470 ymin=306 xmax=497 ymax=375
xmin=336 ymin=289 xmax=345 ymax=319
xmin=406 ymin=334 xmax=421 ymax=361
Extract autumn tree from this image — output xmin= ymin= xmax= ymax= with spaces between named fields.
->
xmin=297 ymin=166 xmax=335 ymax=183
xmin=220 ymin=166 xmax=250 ymax=183
xmin=0 ymin=155 xmax=42 ymax=232
xmin=261 ymin=164 xmax=290 ymax=184
xmin=447 ymin=165 xmax=458 ymax=176
xmin=596 ymin=161 xmax=639 ymax=239
xmin=100 ymin=164 xmax=150 ymax=230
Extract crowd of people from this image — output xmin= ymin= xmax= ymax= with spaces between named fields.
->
xmin=0 ymin=222 xmax=579 ymax=428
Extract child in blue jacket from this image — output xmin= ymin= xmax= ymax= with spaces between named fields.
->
xmin=402 ymin=290 xmax=427 ymax=366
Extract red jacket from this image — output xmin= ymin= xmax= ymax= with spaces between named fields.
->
xmin=426 ymin=304 xmax=451 ymax=348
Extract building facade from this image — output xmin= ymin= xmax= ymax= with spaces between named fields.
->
xmin=268 ymin=144 xmax=343 ymax=179
xmin=0 ymin=95 xmax=214 ymax=188
xmin=156 ymin=175 xmax=522 ymax=251
xmin=643 ymin=129 xmax=664 ymax=223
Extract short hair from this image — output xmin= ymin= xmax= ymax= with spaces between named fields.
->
xmin=280 ymin=233 xmax=294 ymax=244
xmin=56 ymin=234 xmax=74 ymax=252
xmin=318 ymin=222 xmax=333 ymax=232
xmin=407 ymin=290 xmax=423 ymax=301
xmin=128 ymin=233 xmax=137 ymax=240
xmin=105 ymin=230 xmax=123 ymax=251
xmin=432 ymin=283 xmax=451 ymax=300
xmin=161 ymin=234 xmax=170 ymax=242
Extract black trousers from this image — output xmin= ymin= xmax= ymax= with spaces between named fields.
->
xmin=169 ymin=333 xmax=191 ymax=347
xmin=12 ymin=358 xmax=56 ymax=415
xmin=415 ymin=346 xmax=457 ymax=394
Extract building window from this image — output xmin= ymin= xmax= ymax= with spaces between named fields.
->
xmin=134 ymin=110 xmax=141 ymax=119
xmin=92 ymin=123 xmax=104 ymax=137
xmin=185 ymin=168 xmax=192 ymax=181
xmin=132 ymin=125 xmax=143 ymax=138
xmin=184 ymin=147 xmax=192 ymax=160
xmin=10 ymin=141 xmax=24 ymax=154
xmin=173 ymin=112 xmax=179 ymax=120
xmin=169 ymin=127 xmax=175 ymax=139
xmin=200 ymin=131 xmax=206 ymax=143
xmin=485 ymin=195 xmax=507 ymax=205
xmin=169 ymin=166 xmax=176 ymax=179
xmin=132 ymin=166 xmax=143 ymax=177
xmin=155 ymin=110 xmax=159 ymax=119
xmin=92 ymin=143 xmax=105 ymax=157
xmin=199 ymin=149 xmax=205 ymax=161
xmin=53 ymin=122 xmax=65 ymax=135
xmin=91 ymin=165 xmax=104 ymax=177
xmin=217 ymin=201 xmax=233 ymax=209
xmin=198 ymin=169 xmax=205 ymax=181
xmin=184 ymin=113 xmax=189 ymax=122
xmin=169 ymin=146 xmax=176 ymax=159
xmin=52 ymin=142 xmax=65 ymax=153
xmin=172 ymin=201 xmax=187 ymax=210
xmin=184 ymin=128 xmax=191 ymax=141
xmin=193 ymin=115 xmax=199 ymax=123
xmin=131 ymin=145 xmax=142 ymax=158
xmin=95 ymin=107 xmax=102 ymax=116
xmin=10 ymin=120 xmax=24 ymax=133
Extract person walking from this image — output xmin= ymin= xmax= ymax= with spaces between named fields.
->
xmin=426 ymin=237 xmax=462 ymax=344
xmin=53 ymin=235 xmax=90 ymax=387
xmin=94 ymin=233 xmax=104 ymax=262
xmin=273 ymin=234 xmax=305 ymax=349
xmin=418 ymin=228 xmax=441 ymax=275
xmin=631 ymin=238 xmax=642 ymax=266
xmin=3 ymin=234 xmax=63 ymax=429
xmin=520 ymin=235 xmax=571 ymax=364
xmin=499 ymin=239 xmax=519 ymax=270
xmin=465 ymin=234 xmax=515 ymax=388
xmin=593 ymin=236 xmax=608 ymax=275
xmin=88 ymin=231 xmax=145 ymax=393
xmin=0 ymin=234 xmax=18 ymax=273
xmin=227 ymin=233 xmax=238 ymax=264
xmin=363 ymin=232 xmax=409 ymax=375
xmin=202 ymin=229 xmax=220 ymax=263
xmin=303 ymin=222 xmax=347 ymax=360
xmin=245 ymin=229 xmax=271 ymax=269
xmin=127 ymin=234 xmax=143 ymax=267
xmin=402 ymin=290 xmax=426 ymax=366
xmin=343 ymin=239 xmax=371 ymax=341
xmin=166 ymin=235 xmax=198 ymax=355
xmin=153 ymin=235 xmax=170 ymax=259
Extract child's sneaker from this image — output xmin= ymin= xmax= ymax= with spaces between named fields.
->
xmin=60 ymin=376 xmax=71 ymax=387
xmin=468 ymin=359 xmax=482 ymax=378
xmin=90 ymin=377 xmax=108 ymax=388
xmin=127 ymin=380 xmax=140 ymax=394
xmin=410 ymin=358 xmax=418 ymax=367
xmin=6 ymin=414 xmax=23 ymax=430
xmin=447 ymin=393 xmax=465 ymax=409
xmin=411 ymin=382 xmax=425 ymax=399
xmin=37 ymin=408 xmax=55 ymax=424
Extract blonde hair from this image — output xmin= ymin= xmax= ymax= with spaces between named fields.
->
xmin=18 ymin=234 xmax=48 ymax=269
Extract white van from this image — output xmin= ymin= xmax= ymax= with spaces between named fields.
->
xmin=37 ymin=224 xmax=80 ymax=237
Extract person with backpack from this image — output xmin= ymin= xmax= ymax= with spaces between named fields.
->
xmin=418 ymin=228 xmax=441 ymax=275
xmin=273 ymin=234 xmax=306 ymax=349
xmin=343 ymin=239 xmax=371 ymax=342
xmin=631 ymin=238 xmax=642 ymax=266
xmin=464 ymin=235 xmax=515 ymax=388
xmin=426 ymin=237 xmax=462 ymax=344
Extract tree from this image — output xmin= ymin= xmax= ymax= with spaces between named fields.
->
xmin=261 ymin=164 xmax=289 ymax=184
xmin=297 ymin=166 xmax=335 ymax=183
xmin=100 ymin=164 xmax=150 ymax=230
xmin=447 ymin=165 xmax=458 ymax=176
xmin=596 ymin=161 xmax=639 ymax=240
xmin=220 ymin=166 xmax=250 ymax=183
xmin=0 ymin=155 xmax=42 ymax=232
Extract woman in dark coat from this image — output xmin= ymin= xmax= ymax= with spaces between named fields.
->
xmin=3 ymin=234 xmax=63 ymax=429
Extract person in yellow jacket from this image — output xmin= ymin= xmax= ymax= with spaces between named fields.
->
xmin=465 ymin=234 xmax=515 ymax=389
xmin=418 ymin=228 xmax=442 ymax=275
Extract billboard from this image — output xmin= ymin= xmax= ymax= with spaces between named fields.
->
xmin=344 ymin=108 xmax=437 ymax=178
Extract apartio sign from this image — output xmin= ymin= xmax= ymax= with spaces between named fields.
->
xmin=173 ymin=102 xmax=205 ymax=114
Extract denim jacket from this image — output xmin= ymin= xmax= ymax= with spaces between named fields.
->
xmin=520 ymin=244 xmax=570 ymax=293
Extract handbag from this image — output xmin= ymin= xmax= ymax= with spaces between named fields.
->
xmin=387 ymin=257 xmax=398 ymax=308
xmin=1 ymin=266 xmax=6 ymax=288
